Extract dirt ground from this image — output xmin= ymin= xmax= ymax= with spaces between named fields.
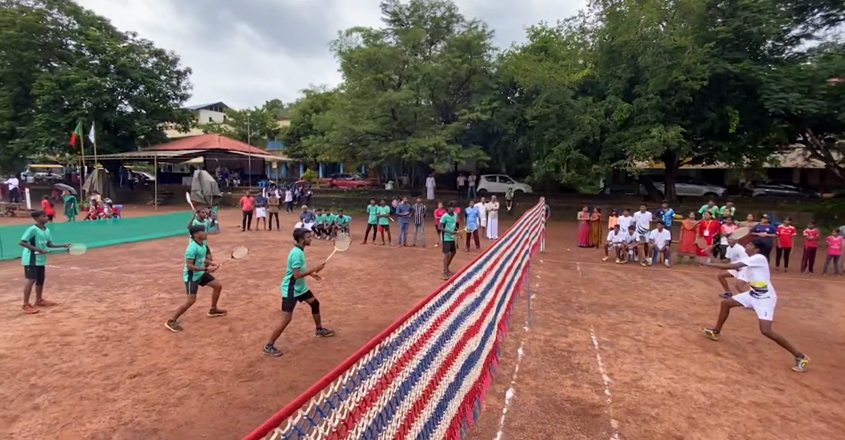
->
xmin=1 ymin=207 xmax=843 ymax=440
xmin=469 ymin=225 xmax=845 ymax=440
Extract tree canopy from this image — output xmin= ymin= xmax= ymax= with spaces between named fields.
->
xmin=0 ymin=0 xmax=192 ymax=172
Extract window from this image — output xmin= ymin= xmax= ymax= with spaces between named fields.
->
xmin=208 ymin=117 xmax=213 ymax=123
xmin=483 ymin=176 xmax=497 ymax=183
xmin=498 ymin=176 xmax=515 ymax=184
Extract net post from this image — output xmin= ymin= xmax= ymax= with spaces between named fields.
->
xmin=526 ymin=261 xmax=532 ymax=329
xmin=540 ymin=197 xmax=546 ymax=253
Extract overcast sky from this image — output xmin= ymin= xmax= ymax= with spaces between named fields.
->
xmin=75 ymin=0 xmax=586 ymax=109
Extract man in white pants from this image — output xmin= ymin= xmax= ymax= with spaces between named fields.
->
xmin=425 ymin=174 xmax=436 ymax=200
xmin=486 ymin=195 xmax=500 ymax=240
xmin=474 ymin=197 xmax=487 ymax=237
xmin=703 ymin=238 xmax=810 ymax=373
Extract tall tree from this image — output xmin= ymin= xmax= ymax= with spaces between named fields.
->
xmin=0 ymin=0 xmax=193 ymax=172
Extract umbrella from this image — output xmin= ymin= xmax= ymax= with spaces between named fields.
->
xmin=54 ymin=183 xmax=76 ymax=194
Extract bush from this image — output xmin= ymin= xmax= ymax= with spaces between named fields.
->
xmin=810 ymin=200 xmax=845 ymax=229
xmin=301 ymin=169 xmax=318 ymax=183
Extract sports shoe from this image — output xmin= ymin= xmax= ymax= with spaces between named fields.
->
xmin=315 ymin=328 xmax=335 ymax=337
xmin=207 ymin=308 xmax=227 ymax=317
xmin=615 ymin=258 xmax=621 ymax=264
xmin=165 ymin=320 xmax=183 ymax=332
xmin=663 ymin=260 xmax=670 ymax=268
xmin=702 ymin=328 xmax=720 ymax=341
xmin=792 ymin=355 xmax=810 ymax=373
xmin=264 ymin=345 xmax=283 ymax=357
xmin=602 ymin=256 xmax=609 ymax=262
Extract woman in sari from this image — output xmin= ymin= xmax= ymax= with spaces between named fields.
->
xmin=589 ymin=207 xmax=603 ymax=247
xmin=63 ymin=190 xmax=79 ymax=222
xmin=576 ymin=206 xmax=591 ymax=247
xmin=697 ymin=211 xmax=721 ymax=261
xmin=678 ymin=211 xmax=698 ymax=264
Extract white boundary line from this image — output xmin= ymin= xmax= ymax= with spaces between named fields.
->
xmin=577 ymin=263 xmax=621 ymax=440
xmin=493 ymin=262 xmax=540 ymax=440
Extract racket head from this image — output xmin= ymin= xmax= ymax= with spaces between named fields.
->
xmin=695 ymin=237 xmax=708 ymax=249
xmin=68 ymin=243 xmax=87 ymax=256
xmin=333 ymin=234 xmax=352 ymax=251
xmin=230 ymin=245 xmax=249 ymax=260
xmin=730 ymin=227 xmax=750 ymax=241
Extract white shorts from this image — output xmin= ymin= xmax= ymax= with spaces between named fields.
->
xmin=732 ymin=292 xmax=776 ymax=321
xmin=255 ymin=207 xmax=267 ymax=218
xmin=727 ymin=269 xmax=748 ymax=281
xmin=295 ymin=221 xmax=314 ymax=230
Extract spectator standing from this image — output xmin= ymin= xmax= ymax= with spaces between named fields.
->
xmin=719 ymin=201 xmax=736 ymax=220
xmin=396 ymin=197 xmax=412 ymax=246
xmin=751 ymin=217 xmax=777 ymax=262
xmin=6 ymin=174 xmax=20 ymax=203
xmin=456 ymin=174 xmax=466 ymax=200
xmin=411 ymin=198 xmax=427 ymax=247
xmin=467 ymin=173 xmax=477 ymax=199
xmin=775 ymin=217 xmax=797 ymax=272
xmin=823 ymin=229 xmax=842 ymax=276
xmin=801 ymin=221 xmax=820 ymax=273
xmin=487 ymin=195 xmax=500 ymax=240
xmin=475 ymin=197 xmax=487 ymax=238
xmin=698 ymin=199 xmax=719 ymax=218
xmin=425 ymin=174 xmax=436 ymax=200
xmin=239 ymin=190 xmax=255 ymax=231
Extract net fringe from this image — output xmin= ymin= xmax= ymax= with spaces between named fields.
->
xmin=243 ymin=201 xmax=547 ymax=440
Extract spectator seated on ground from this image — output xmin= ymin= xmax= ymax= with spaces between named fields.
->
xmin=85 ymin=201 xmax=104 ymax=220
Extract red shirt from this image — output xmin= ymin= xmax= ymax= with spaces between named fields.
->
xmin=239 ymin=196 xmax=255 ymax=211
xmin=776 ymin=225 xmax=797 ymax=248
xmin=41 ymin=199 xmax=55 ymax=216
xmin=803 ymin=228 xmax=820 ymax=248
xmin=433 ymin=208 xmax=446 ymax=224
xmin=827 ymin=236 xmax=843 ymax=256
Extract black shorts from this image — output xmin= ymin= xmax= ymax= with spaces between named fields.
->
xmin=24 ymin=265 xmax=46 ymax=285
xmin=442 ymin=241 xmax=457 ymax=254
xmin=282 ymin=290 xmax=315 ymax=313
xmin=184 ymin=273 xmax=215 ymax=295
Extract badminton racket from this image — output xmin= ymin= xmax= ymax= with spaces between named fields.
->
xmin=325 ymin=233 xmax=352 ymax=263
xmin=695 ymin=236 xmax=710 ymax=250
xmin=216 ymin=245 xmax=249 ymax=268
xmin=185 ymin=192 xmax=195 ymax=211
xmin=730 ymin=226 xmax=750 ymax=241
xmin=67 ymin=243 xmax=87 ymax=256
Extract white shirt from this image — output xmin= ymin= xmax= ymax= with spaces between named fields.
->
xmin=617 ymin=215 xmax=633 ymax=232
xmin=468 ymin=175 xmax=476 ymax=187
xmin=726 ymin=243 xmax=748 ymax=263
xmin=633 ymin=211 xmax=653 ymax=235
xmin=284 ymin=190 xmax=293 ymax=202
xmin=5 ymin=177 xmax=19 ymax=189
xmin=426 ymin=177 xmax=436 ymax=189
xmin=475 ymin=201 xmax=486 ymax=218
xmin=740 ymin=254 xmax=776 ymax=299
xmin=487 ymin=201 xmax=499 ymax=219
xmin=624 ymin=232 xmax=639 ymax=244
xmin=457 ymin=175 xmax=466 ymax=187
xmin=648 ymin=228 xmax=672 ymax=249
xmin=607 ymin=230 xmax=624 ymax=243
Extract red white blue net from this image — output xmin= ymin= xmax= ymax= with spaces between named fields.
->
xmin=243 ymin=200 xmax=547 ymax=440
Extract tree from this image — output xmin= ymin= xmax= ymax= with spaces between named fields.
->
xmin=290 ymin=0 xmax=496 ymax=183
xmin=0 ymin=0 xmax=193 ymax=172
xmin=280 ymin=88 xmax=340 ymax=164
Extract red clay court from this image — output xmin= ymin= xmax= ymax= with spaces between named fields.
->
xmin=0 ymin=208 xmax=843 ymax=440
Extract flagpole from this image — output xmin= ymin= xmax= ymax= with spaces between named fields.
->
xmin=91 ymin=122 xmax=98 ymax=168
xmin=79 ymin=125 xmax=86 ymax=197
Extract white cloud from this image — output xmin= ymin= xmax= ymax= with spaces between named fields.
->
xmin=74 ymin=0 xmax=586 ymax=109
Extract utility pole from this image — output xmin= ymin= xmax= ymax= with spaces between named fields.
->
xmin=247 ymin=112 xmax=252 ymax=187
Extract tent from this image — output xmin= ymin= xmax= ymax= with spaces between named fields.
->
xmin=82 ymin=168 xmax=116 ymax=201
xmin=190 ymin=170 xmax=221 ymax=207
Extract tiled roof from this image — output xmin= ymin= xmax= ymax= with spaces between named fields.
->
xmin=184 ymin=102 xmax=230 ymax=111
xmin=144 ymin=134 xmax=268 ymax=155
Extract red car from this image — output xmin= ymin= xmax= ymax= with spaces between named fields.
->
xmin=328 ymin=173 xmax=371 ymax=189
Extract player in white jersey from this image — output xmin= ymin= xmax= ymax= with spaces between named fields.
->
xmin=648 ymin=222 xmax=672 ymax=267
xmin=604 ymin=224 xmax=625 ymax=263
xmin=717 ymin=237 xmax=748 ymax=299
xmin=702 ymin=238 xmax=810 ymax=372
xmin=632 ymin=204 xmax=653 ymax=266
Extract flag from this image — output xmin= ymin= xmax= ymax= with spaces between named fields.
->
xmin=69 ymin=121 xmax=83 ymax=148
xmin=88 ymin=122 xmax=96 ymax=145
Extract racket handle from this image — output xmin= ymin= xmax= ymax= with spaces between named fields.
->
xmin=325 ymin=249 xmax=338 ymax=263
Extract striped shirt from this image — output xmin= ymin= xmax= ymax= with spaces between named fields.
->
xmin=411 ymin=204 xmax=426 ymax=224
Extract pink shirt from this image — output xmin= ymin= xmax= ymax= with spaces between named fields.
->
xmin=827 ymin=236 xmax=843 ymax=256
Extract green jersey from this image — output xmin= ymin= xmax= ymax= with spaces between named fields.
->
xmin=718 ymin=206 xmax=735 ymax=217
xmin=328 ymin=214 xmax=338 ymax=224
xmin=367 ymin=205 xmax=378 ymax=224
xmin=20 ymin=225 xmax=52 ymax=266
xmin=338 ymin=215 xmax=350 ymax=226
xmin=698 ymin=204 xmax=719 ymax=216
xmin=281 ymin=246 xmax=309 ymax=298
xmin=183 ymin=240 xmax=209 ymax=282
xmin=439 ymin=213 xmax=457 ymax=242
xmin=377 ymin=206 xmax=391 ymax=226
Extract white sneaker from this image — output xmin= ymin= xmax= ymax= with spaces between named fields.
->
xmin=615 ymin=258 xmax=621 ymax=264
xmin=664 ymin=260 xmax=671 ymax=268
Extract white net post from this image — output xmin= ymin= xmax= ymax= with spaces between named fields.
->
xmin=540 ymin=198 xmax=546 ymax=253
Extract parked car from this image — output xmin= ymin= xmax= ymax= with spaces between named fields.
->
xmin=638 ymin=175 xmax=727 ymax=198
xmin=327 ymin=173 xmax=372 ymax=189
xmin=22 ymin=164 xmax=65 ymax=184
xmin=746 ymin=180 xmax=821 ymax=198
xmin=476 ymin=174 xmax=533 ymax=194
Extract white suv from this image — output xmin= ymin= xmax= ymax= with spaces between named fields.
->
xmin=476 ymin=174 xmax=533 ymax=194
xmin=638 ymin=175 xmax=726 ymax=198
